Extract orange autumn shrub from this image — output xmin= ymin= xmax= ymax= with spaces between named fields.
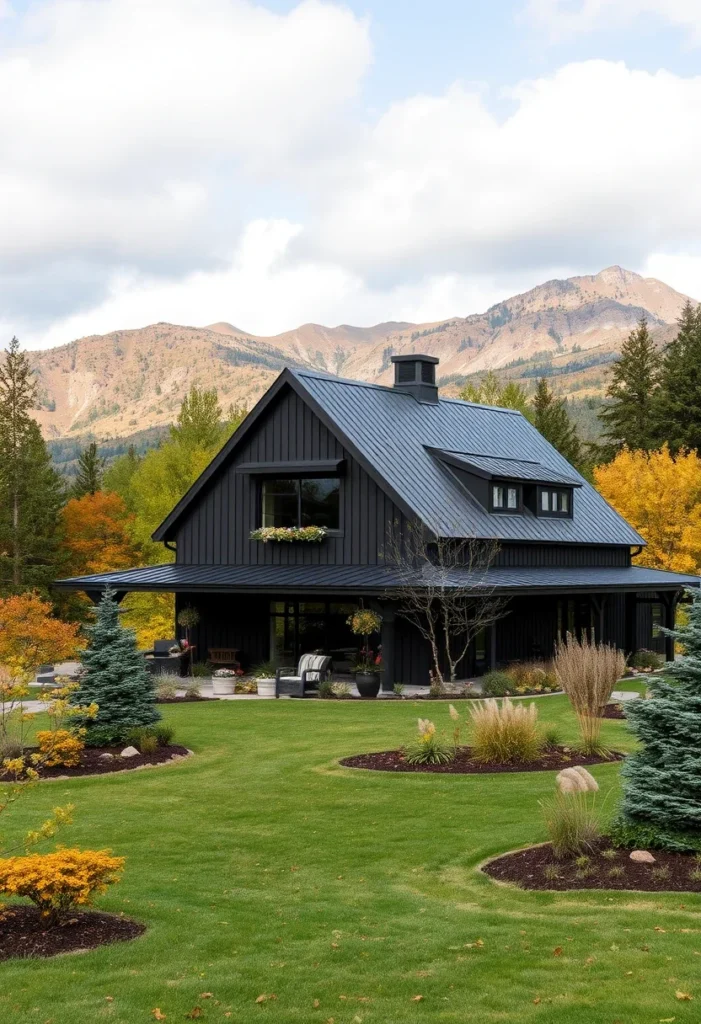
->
xmin=0 ymin=848 xmax=124 ymax=923
xmin=61 ymin=491 xmax=140 ymax=576
xmin=34 ymin=729 xmax=85 ymax=768
xmin=0 ymin=593 xmax=81 ymax=680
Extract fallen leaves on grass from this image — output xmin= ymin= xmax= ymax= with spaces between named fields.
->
xmin=410 ymin=995 xmax=424 ymax=1002
xmin=151 ymin=1012 xmax=167 ymax=1021
xmin=675 ymin=991 xmax=693 ymax=1001
xmin=185 ymin=1010 xmax=203 ymax=1020
xmin=553 ymin=947 xmax=563 ymax=957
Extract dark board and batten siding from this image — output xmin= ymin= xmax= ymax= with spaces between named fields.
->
xmin=175 ymin=385 xmax=407 ymax=567
xmin=495 ymin=545 xmax=631 ymax=568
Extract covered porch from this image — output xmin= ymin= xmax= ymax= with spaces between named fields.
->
xmin=54 ymin=562 xmax=700 ymax=689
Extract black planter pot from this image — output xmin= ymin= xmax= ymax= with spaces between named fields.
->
xmin=355 ymin=672 xmax=381 ymax=698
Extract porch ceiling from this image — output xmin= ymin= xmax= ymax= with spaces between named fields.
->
xmin=54 ymin=563 xmax=701 ymax=596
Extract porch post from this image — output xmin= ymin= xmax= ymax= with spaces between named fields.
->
xmin=379 ymin=602 xmax=396 ymax=692
xmin=661 ymin=592 xmax=679 ymax=663
xmin=489 ymin=621 xmax=497 ymax=672
xmin=591 ymin=595 xmax=606 ymax=643
xmin=624 ymin=592 xmax=637 ymax=657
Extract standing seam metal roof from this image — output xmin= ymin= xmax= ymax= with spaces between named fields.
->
xmin=291 ymin=369 xmax=644 ymax=546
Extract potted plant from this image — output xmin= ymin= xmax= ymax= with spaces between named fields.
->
xmin=212 ymin=668 xmax=236 ymax=696
xmin=347 ymin=609 xmax=383 ymax=698
xmin=252 ymin=662 xmax=277 ymax=698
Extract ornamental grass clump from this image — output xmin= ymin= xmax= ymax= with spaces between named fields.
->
xmin=404 ymin=719 xmax=454 ymax=765
xmin=554 ymin=632 xmax=626 ymax=756
xmin=469 ymin=698 xmax=543 ymax=764
xmin=540 ymin=767 xmax=601 ymax=858
xmin=0 ymin=848 xmax=124 ymax=925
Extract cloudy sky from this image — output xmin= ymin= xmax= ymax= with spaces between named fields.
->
xmin=2 ymin=0 xmax=701 ymax=349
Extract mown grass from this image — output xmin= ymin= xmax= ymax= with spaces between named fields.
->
xmin=1 ymin=696 xmax=699 ymax=1024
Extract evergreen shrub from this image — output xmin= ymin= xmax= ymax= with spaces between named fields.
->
xmin=74 ymin=589 xmax=160 ymax=745
xmin=617 ymin=588 xmax=701 ymax=850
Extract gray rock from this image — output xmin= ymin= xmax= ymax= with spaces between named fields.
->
xmin=120 ymin=746 xmax=140 ymax=758
xmin=629 ymin=849 xmax=656 ymax=864
xmin=99 ymin=752 xmax=115 ymax=760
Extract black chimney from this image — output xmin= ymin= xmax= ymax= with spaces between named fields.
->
xmin=391 ymin=354 xmax=439 ymax=403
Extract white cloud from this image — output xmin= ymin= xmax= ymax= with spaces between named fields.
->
xmin=0 ymin=0 xmax=370 ymax=278
xmin=3 ymin=0 xmax=701 ymax=350
xmin=19 ymin=219 xmax=541 ymax=347
xmin=300 ymin=61 xmax=701 ymax=282
xmin=526 ymin=0 xmax=701 ymax=45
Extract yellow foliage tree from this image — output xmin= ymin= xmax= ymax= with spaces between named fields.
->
xmin=594 ymin=446 xmax=701 ymax=574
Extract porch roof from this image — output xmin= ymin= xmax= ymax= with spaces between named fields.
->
xmin=54 ymin=563 xmax=701 ymax=596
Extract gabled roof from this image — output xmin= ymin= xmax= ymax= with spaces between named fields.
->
xmin=153 ymin=366 xmax=645 ymax=546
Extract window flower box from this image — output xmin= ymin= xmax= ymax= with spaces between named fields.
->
xmin=250 ymin=526 xmax=328 ymax=543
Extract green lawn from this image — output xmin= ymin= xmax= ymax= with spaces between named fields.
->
xmin=2 ymin=696 xmax=699 ymax=1024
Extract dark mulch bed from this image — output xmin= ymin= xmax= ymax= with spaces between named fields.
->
xmin=602 ymin=703 xmax=627 ymax=720
xmin=339 ymin=746 xmax=624 ymax=774
xmin=0 ymin=906 xmax=145 ymax=960
xmin=0 ymin=744 xmax=190 ymax=781
xmin=483 ymin=837 xmax=701 ymax=892
xmin=156 ymin=695 xmax=214 ymax=704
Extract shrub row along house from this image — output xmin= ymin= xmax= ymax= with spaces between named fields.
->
xmin=55 ymin=355 xmax=700 ymax=687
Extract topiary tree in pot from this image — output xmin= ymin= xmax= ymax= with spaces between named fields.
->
xmin=73 ymin=588 xmax=161 ymax=746
xmin=615 ymin=588 xmax=701 ymax=852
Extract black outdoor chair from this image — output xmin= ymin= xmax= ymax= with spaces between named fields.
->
xmin=275 ymin=654 xmax=332 ymax=697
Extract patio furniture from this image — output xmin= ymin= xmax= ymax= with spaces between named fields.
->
xmin=208 ymin=648 xmax=241 ymax=670
xmin=143 ymin=640 xmax=193 ymax=677
xmin=275 ymin=654 xmax=332 ymax=697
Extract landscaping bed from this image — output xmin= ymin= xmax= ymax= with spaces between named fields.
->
xmin=602 ymin=703 xmax=627 ymax=720
xmin=0 ymin=745 xmax=190 ymax=781
xmin=0 ymin=906 xmax=145 ymax=960
xmin=339 ymin=746 xmax=624 ymax=774
xmin=483 ymin=837 xmax=701 ymax=892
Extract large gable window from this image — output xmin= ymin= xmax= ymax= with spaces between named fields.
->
xmin=261 ymin=477 xmax=340 ymax=530
xmin=491 ymin=482 xmax=520 ymax=513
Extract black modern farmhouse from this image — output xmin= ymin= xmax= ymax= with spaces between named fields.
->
xmin=56 ymin=355 xmax=700 ymax=686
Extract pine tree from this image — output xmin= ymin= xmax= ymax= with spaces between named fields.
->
xmin=75 ymin=588 xmax=160 ymax=743
xmin=618 ymin=588 xmax=701 ymax=850
xmin=598 ymin=316 xmax=660 ymax=458
xmin=72 ymin=441 xmax=105 ymax=497
xmin=0 ymin=338 xmax=64 ymax=595
xmin=533 ymin=378 xmax=583 ymax=469
xmin=654 ymin=301 xmax=701 ymax=453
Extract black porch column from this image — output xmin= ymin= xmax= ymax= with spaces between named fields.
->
xmin=624 ymin=592 xmax=637 ymax=657
xmin=378 ymin=602 xmax=396 ymax=692
xmin=489 ymin=620 xmax=497 ymax=672
xmin=661 ymin=592 xmax=679 ymax=662
xmin=591 ymin=595 xmax=607 ymax=644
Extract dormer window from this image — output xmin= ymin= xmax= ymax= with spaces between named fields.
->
xmin=538 ymin=487 xmax=573 ymax=518
xmin=491 ymin=482 xmax=521 ymax=513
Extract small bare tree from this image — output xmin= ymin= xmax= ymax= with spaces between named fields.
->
xmin=385 ymin=520 xmax=507 ymax=685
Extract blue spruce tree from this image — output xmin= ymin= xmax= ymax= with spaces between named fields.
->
xmin=618 ymin=588 xmax=701 ymax=851
xmin=75 ymin=588 xmax=161 ymax=744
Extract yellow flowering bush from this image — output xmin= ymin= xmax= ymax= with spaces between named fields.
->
xmin=0 ymin=848 xmax=125 ymax=924
xmin=33 ymin=729 xmax=86 ymax=768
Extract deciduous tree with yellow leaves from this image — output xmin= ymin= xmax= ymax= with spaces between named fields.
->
xmin=594 ymin=446 xmax=701 ymax=574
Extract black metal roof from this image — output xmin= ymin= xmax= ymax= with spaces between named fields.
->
xmin=431 ymin=450 xmax=583 ymax=486
xmin=54 ymin=563 xmax=700 ymax=596
xmin=152 ymin=366 xmax=644 ymax=546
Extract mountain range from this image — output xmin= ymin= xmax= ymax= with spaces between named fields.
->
xmin=29 ymin=266 xmax=694 ymax=442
